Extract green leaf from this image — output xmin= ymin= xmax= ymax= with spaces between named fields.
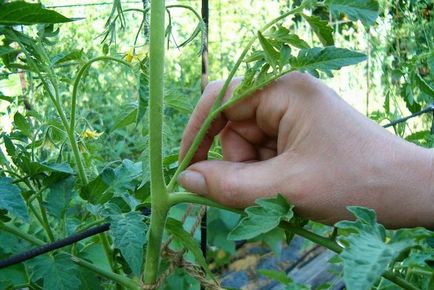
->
xmin=108 ymin=211 xmax=147 ymax=276
xmin=336 ymin=207 xmax=415 ymax=290
xmin=415 ymin=73 xmax=434 ymax=98
xmin=13 ymin=112 xmax=31 ymax=137
xmin=0 ymin=1 xmax=73 ymax=25
xmin=279 ymin=45 xmax=292 ymax=68
xmin=268 ymin=26 xmax=310 ymax=49
xmin=0 ymin=177 xmax=29 ymax=221
xmin=166 ymin=218 xmax=215 ymax=280
xmin=258 ymin=269 xmax=292 ymax=285
xmin=2 ymin=135 xmax=15 ymax=157
xmin=111 ymin=105 xmax=137 ymax=131
xmin=258 ymin=31 xmax=280 ymax=70
xmin=136 ymin=72 xmax=149 ymax=125
xmin=302 ymin=14 xmax=334 ymax=46
xmin=325 ymin=0 xmax=379 ymax=27
xmin=34 ymin=162 xmax=74 ymax=174
xmin=45 ymin=176 xmax=75 ymax=219
xmin=0 ymin=2 xmax=73 ymax=25
xmin=228 ymin=194 xmax=294 ymax=240
xmin=291 ymin=46 xmax=366 ymax=76
xmin=0 ymin=46 xmax=16 ymax=58
xmin=0 ymin=263 xmax=27 ymax=288
xmin=51 ymin=49 xmax=83 ymax=65
xmin=29 ymin=253 xmax=81 ymax=290
xmin=80 ymin=168 xmax=115 ymax=204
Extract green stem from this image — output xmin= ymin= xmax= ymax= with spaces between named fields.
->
xmin=169 ymin=193 xmax=420 ymax=290
xmin=143 ymin=0 xmax=169 ymax=285
xmin=279 ymin=221 xmax=342 ymax=253
xmin=36 ymin=196 xmax=55 ymax=242
xmin=71 ymin=256 xmax=138 ymax=289
xmin=169 ymin=192 xmax=243 ymax=214
xmin=70 ymin=56 xmax=130 ymax=184
xmin=0 ymin=222 xmax=44 ymax=246
xmin=166 ymin=7 xmax=303 ymax=191
xmin=99 ymin=233 xmax=115 ymax=272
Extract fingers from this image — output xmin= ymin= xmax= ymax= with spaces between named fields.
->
xmin=179 ymin=78 xmax=261 ymax=163
xmin=177 ymin=155 xmax=287 ymax=208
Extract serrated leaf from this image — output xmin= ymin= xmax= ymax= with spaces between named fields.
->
xmin=291 ymin=46 xmax=366 ymax=75
xmin=268 ymin=26 xmax=310 ymax=49
xmin=302 ymin=14 xmax=334 ymax=46
xmin=258 ymin=31 xmax=280 ymax=70
xmin=0 ymin=177 xmax=28 ymax=221
xmin=109 ymin=211 xmax=147 ymax=276
xmin=325 ymin=0 xmax=379 ymax=27
xmin=0 ymin=263 xmax=27 ymax=288
xmin=228 ymin=194 xmax=294 ymax=240
xmin=29 ymin=254 xmax=81 ymax=290
xmin=336 ymin=207 xmax=416 ymax=290
xmin=13 ymin=112 xmax=31 ymax=137
xmin=166 ymin=218 xmax=215 ymax=280
xmin=45 ymin=176 xmax=75 ymax=219
xmin=0 ymin=2 xmax=74 ymax=25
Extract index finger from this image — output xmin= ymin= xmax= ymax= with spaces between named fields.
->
xmin=179 ymin=78 xmax=261 ymax=163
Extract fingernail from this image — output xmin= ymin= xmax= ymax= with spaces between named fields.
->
xmin=178 ymin=170 xmax=208 ymax=195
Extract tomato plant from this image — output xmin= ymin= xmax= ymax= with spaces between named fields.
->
xmin=0 ymin=0 xmax=433 ymax=289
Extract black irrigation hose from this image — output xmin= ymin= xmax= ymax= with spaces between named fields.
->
xmin=383 ymin=103 xmax=434 ymax=128
xmin=1 ymin=104 xmax=434 ymax=270
xmin=0 ymin=223 xmax=110 ymax=269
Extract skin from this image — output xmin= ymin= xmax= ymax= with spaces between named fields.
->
xmin=178 ymin=72 xmax=434 ymax=228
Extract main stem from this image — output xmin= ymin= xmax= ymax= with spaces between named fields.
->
xmin=143 ymin=0 xmax=169 ymax=285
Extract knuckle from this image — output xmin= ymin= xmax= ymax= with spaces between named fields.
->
xmin=203 ymin=80 xmax=224 ymax=97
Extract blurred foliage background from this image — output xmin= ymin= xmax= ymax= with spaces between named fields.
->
xmin=0 ymin=0 xmax=433 ymax=288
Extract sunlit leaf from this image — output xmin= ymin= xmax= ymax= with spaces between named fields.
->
xmin=336 ymin=207 xmax=419 ymax=290
xmin=228 ymin=194 xmax=294 ymax=240
xmin=302 ymin=14 xmax=334 ymax=46
xmin=325 ymin=0 xmax=379 ymax=27
xmin=0 ymin=2 xmax=74 ymax=25
xmin=291 ymin=46 xmax=366 ymax=76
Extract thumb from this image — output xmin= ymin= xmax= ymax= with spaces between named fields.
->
xmin=177 ymin=158 xmax=282 ymax=208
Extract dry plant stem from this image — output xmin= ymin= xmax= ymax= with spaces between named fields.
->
xmin=166 ymin=6 xmax=304 ymax=191
xmin=169 ymin=193 xmax=420 ymax=290
xmin=143 ymin=0 xmax=169 ymax=285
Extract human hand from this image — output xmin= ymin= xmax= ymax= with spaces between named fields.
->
xmin=178 ymin=72 xmax=434 ymax=228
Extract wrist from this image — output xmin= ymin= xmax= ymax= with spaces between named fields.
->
xmin=367 ymin=137 xmax=434 ymax=228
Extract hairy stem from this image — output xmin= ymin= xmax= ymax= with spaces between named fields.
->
xmin=71 ymin=256 xmax=138 ymax=289
xmin=70 ymin=56 xmax=130 ymax=184
xmin=143 ymin=0 xmax=169 ymax=285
